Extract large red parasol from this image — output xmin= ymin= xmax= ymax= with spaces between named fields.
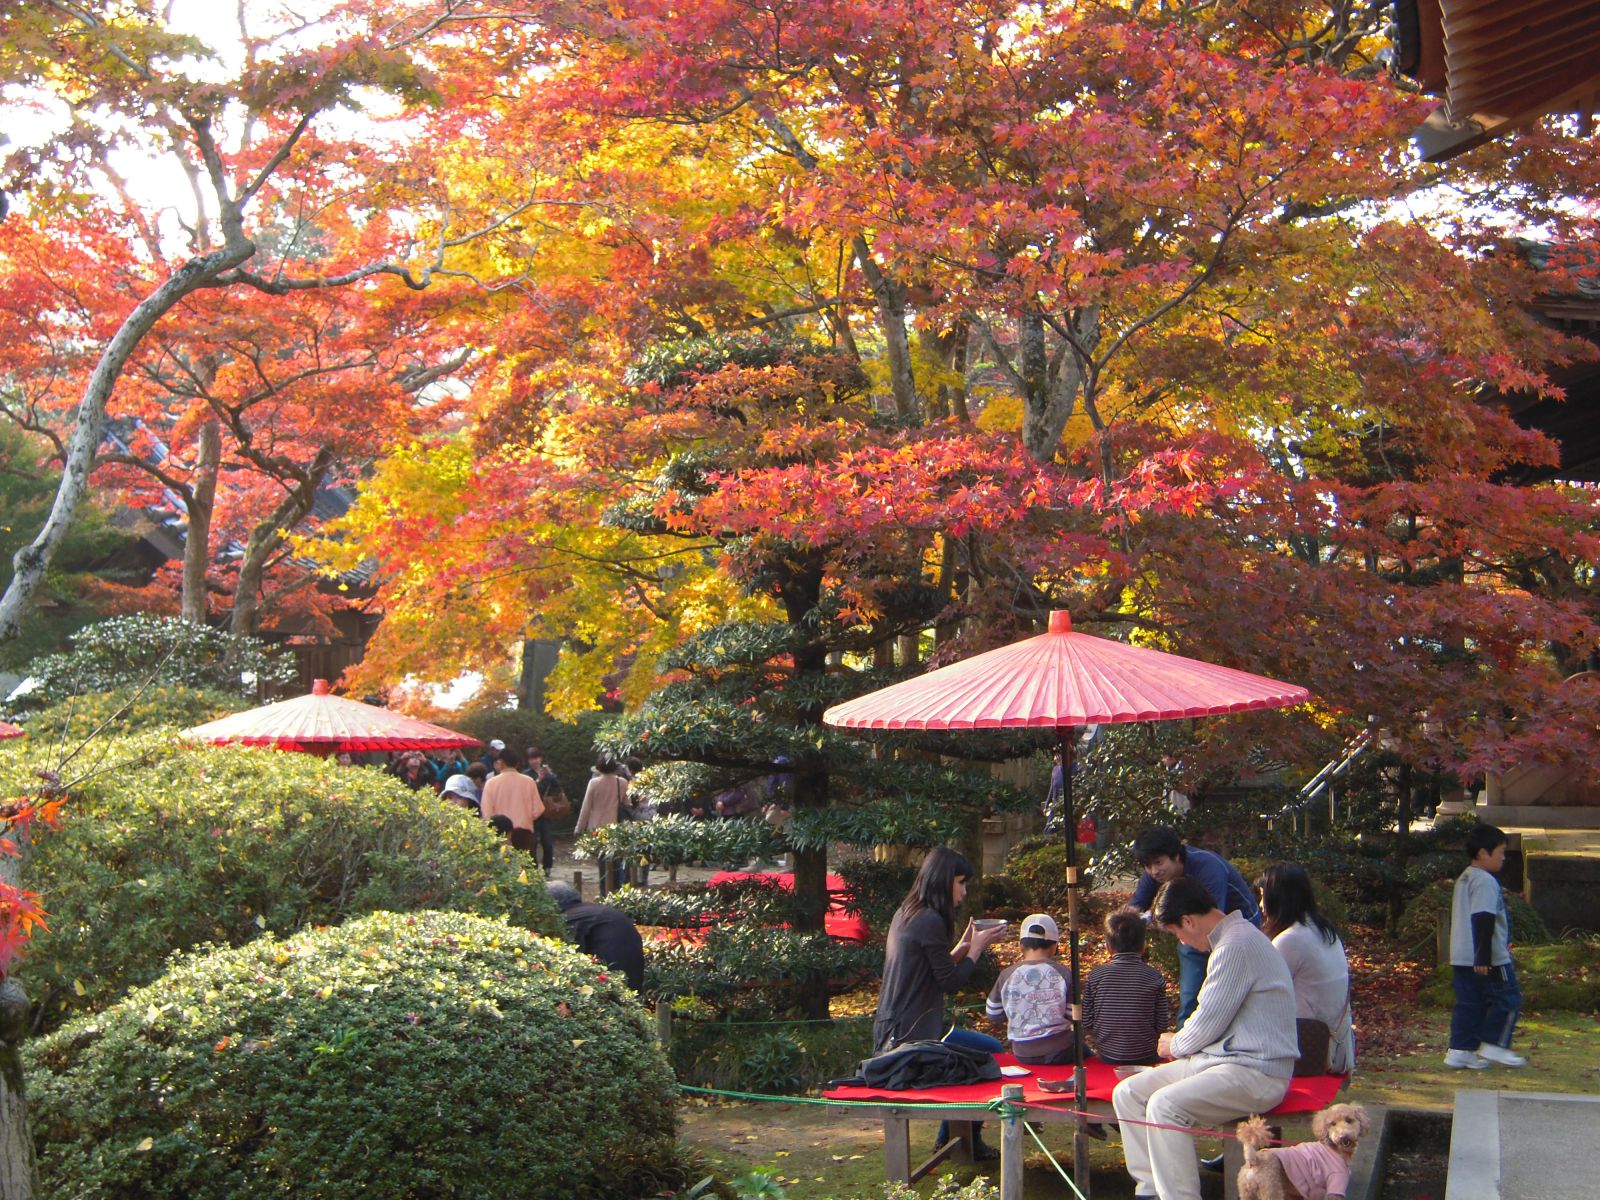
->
xmin=823 ymin=610 xmax=1308 ymax=1189
xmin=0 ymin=722 xmax=24 ymax=741
xmin=181 ymin=679 xmax=481 ymax=756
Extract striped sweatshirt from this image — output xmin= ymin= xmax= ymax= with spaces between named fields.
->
xmin=1169 ymin=911 xmax=1299 ymax=1079
xmin=1081 ymin=952 xmax=1169 ymax=1065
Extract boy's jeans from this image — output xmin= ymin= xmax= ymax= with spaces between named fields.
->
xmin=1450 ymin=962 xmax=1521 ymax=1051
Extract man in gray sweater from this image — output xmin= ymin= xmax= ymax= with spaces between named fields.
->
xmin=1112 ymin=877 xmax=1298 ymax=1200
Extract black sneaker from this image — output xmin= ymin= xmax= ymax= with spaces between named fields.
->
xmin=1200 ymin=1152 xmax=1225 ymax=1172
xmin=973 ymin=1139 xmax=1001 ymax=1162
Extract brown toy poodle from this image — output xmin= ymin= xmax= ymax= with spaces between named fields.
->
xmin=1236 ymin=1102 xmax=1370 ymax=1200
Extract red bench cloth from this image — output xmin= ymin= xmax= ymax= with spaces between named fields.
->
xmin=821 ymin=1053 xmax=1347 ymax=1116
xmin=707 ymin=870 xmax=871 ymax=943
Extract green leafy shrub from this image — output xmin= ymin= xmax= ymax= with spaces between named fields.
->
xmin=646 ymin=925 xmax=880 ymax=1005
xmin=1397 ymin=877 xmax=1553 ymax=963
xmin=879 ymin=1179 xmax=1000 ymax=1200
xmin=1419 ymin=938 xmax=1600 ymax=1012
xmin=1000 ymin=836 xmax=1096 ymax=911
xmin=577 ymin=813 xmax=782 ymax=868
xmin=609 ymin=880 xmax=808 ymax=930
xmin=12 ymin=614 xmax=294 ymax=710
xmin=27 ymin=911 xmax=678 ymax=1200
xmin=9 ymin=737 xmax=563 ymax=1030
xmin=668 ymin=1016 xmax=875 ymax=1094
xmin=835 ymin=859 xmax=918 ymax=931
xmin=19 ymin=685 xmax=248 ymax=737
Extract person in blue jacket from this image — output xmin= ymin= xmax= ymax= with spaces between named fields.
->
xmin=1129 ymin=827 xmax=1260 ymax=1030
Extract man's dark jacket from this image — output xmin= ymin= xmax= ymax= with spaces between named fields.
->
xmin=833 ymin=1039 xmax=1002 ymax=1090
xmin=561 ymin=901 xmax=645 ymax=991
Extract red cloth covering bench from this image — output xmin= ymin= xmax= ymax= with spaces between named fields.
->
xmin=823 ymin=1053 xmax=1348 ymax=1115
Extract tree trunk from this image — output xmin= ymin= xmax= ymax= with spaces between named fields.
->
xmin=0 ymin=243 xmax=253 ymax=644
xmin=180 ymin=418 xmax=222 ymax=624
xmin=1019 ymin=307 xmax=1098 ymax=464
xmin=229 ymin=452 xmax=331 ymax=638
xmin=852 ymin=235 xmax=919 ymax=419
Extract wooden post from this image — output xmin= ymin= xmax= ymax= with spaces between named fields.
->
xmin=572 ymin=869 xmax=584 ymax=899
xmin=1000 ymin=1083 xmax=1026 ymax=1200
xmin=655 ymin=998 xmax=672 ymax=1049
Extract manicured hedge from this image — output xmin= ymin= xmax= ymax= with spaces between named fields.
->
xmin=6 ymin=737 xmax=562 ymax=1029
xmin=27 ymin=911 xmax=678 ymax=1200
xmin=18 ymin=685 xmax=247 ymax=737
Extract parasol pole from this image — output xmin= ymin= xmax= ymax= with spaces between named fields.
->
xmin=1059 ymin=724 xmax=1090 ymax=1193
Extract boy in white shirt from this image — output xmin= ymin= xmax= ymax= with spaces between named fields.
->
xmin=984 ymin=913 xmax=1075 ymax=1065
xmin=1446 ymin=824 xmax=1525 ymax=1069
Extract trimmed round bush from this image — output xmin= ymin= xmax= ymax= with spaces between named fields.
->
xmin=27 ymin=910 xmax=679 ymax=1199
xmin=19 ymin=685 xmax=248 ymax=737
xmin=12 ymin=614 xmax=294 ymax=710
xmin=7 ymin=736 xmax=563 ymax=1029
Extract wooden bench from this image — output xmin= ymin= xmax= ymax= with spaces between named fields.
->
xmin=822 ymin=1054 xmax=1349 ymax=1198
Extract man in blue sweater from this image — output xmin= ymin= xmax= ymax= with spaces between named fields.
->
xmin=1129 ymin=827 xmax=1260 ymax=1029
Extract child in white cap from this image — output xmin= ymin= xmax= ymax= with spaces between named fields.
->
xmin=984 ymin=912 xmax=1076 ymax=1065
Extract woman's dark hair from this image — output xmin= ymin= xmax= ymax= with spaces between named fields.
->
xmin=596 ymin=756 xmax=620 ymax=774
xmin=895 ymin=847 xmax=975 ymax=934
xmin=1256 ymin=862 xmax=1338 ymax=944
xmin=1132 ymin=826 xmax=1186 ymax=867
xmin=1150 ymin=877 xmax=1216 ymax=926
xmin=495 ymin=746 xmax=522 ymax=770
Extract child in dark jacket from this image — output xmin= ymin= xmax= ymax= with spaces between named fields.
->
xmin=1081 ymin=908 xmax=1169 ymax=1066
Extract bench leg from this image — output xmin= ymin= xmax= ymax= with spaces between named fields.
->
xmin=884 ymin=1118 xmax=911 ymax=1182
xmin=948 ymin=1119 xmax=977 ymax=1165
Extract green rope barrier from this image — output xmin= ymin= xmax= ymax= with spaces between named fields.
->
xmin=678 ymin=1083 xmax=1029 ymax=1115
xmin=1021 ymin=1118 xmax=1089 ymax=1200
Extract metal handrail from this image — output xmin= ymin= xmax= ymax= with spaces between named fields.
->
xmin=1263 ymin=718 xmax=1377 ymax=823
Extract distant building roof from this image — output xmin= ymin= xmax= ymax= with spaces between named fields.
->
xmin=1396 ymin=0 xmax=1600 ymax=162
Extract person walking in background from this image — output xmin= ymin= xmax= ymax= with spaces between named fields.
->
xmin=1112 ymin=877 xmax=1298 ymax=1200
xmin=524 ymin=746 xmax=563 ymax=874
xmin=1446 ymin=824 xmax=1525 ymax=1069
xmin=480 ymin=746 xmax=544 ymax=857
xmin=1129 ymin=826 xmax=1260 ymax=1028
xmin=575 ymin=756 xmax=630 ymax=891
xmin=440 ymin=773 xmax=481 ymax=812
xmin=1082 ymin=907 xmax=1169 ymax=1067
xmin=1257 ymin=863 xmax=1353 ymax=1074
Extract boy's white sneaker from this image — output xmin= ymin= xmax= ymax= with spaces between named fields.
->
xmin=1444 ymin=1049 xmax=1491 ymax=1069
xmin=1476 ymin=1043 xmax=1526 ymax=1068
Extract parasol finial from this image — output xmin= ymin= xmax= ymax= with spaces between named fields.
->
xmin=1048 ymin=610 xmax=1072 ymax=634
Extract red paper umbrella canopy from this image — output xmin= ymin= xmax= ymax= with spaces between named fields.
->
xmin=181 ymin=680 xmax=482 ymax=754
xmin=0 ymin=721 xmax=24 ymax=740
xmin=823 ymin=610 xmax=1309 ymax=730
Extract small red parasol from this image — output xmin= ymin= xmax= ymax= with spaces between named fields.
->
xmin=823 ymin=610 xmax=1309 ymax=1190
xmin=0 ymin=721 xmax=24 ymax=741
xmin=181 ymin=679 xmax=481 ymax=756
